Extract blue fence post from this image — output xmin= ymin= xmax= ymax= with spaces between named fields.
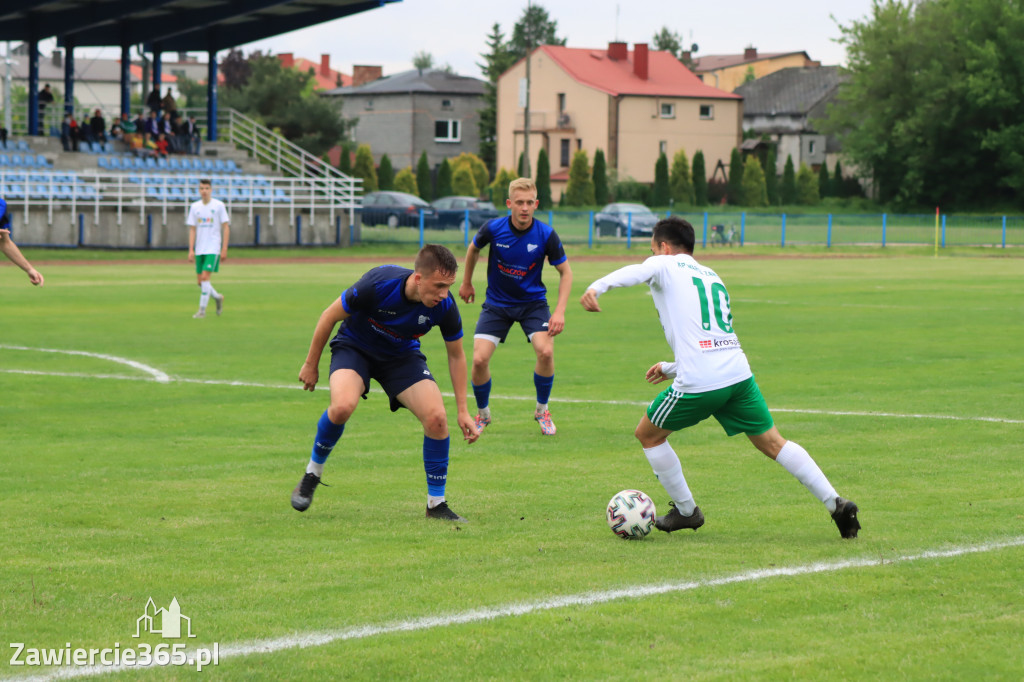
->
xmin=146 ymin=214 xmax=153 ymax=248
xmin=336 ymin=215 xmax=341 ymax=245
xmin=827 ymin=213 xmax=832 ymax=248
xmin=254 ymin=214 xmax=261 ymax=246
xmin=588 ymin=211 xmax=594 ymax=248
xmin=941 ymin=214 xmax=947 ymax=248
xmin=418 ymin=210 xmax=425 ymax=248
xmin=740 ymin=212 xmax=746 ymax=245
xmin=626 ymin=212 xmax=633 ymax=249
xmin=1002 ymin=216 xmax=1007 ymax=248
xmin=882 ymin=213 xmax=887 ymax=247
xmin=781 ymin=214 xmax=787 ymax=248
xmin=548 ymin=210 xmax=553 ymax=227
xmin=463 ymin=209 xmax=470 ymax=248
xmin=78 ymin=214 xmax=84 ymax=247
xmin=702 ymin=212 xmax=708 ymax=248
xmin=295 ymin=215 xmax=302 ymax=246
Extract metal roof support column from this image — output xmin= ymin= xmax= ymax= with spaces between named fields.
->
xmin=64 ymin=36 xmax=75 ymax=116
xmin=206 ymin=51 xmax=218 ymax=142
xmin=152 ymin=46 xmax=162 ymax=96
xmin=28 ymin=39 xmax=40 ymax=135
xmin=120 ymin=44 xmax=131 ymax=118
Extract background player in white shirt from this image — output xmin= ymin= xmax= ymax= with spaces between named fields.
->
xmin=186 ymin=179 xmax=229 ymax=318
xmin=581 ymin=216 xmax=860 ymax=539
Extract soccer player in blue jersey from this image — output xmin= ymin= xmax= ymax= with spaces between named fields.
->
xmin=0 ymin=197 xmax=44 ymax=286
xmin=458 ymin=177 xmax=573 ymax=436
xmin=291 ymin=244 xmax=479 ymax=521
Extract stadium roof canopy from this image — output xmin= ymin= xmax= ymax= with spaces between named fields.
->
xmin=0 ymin=0 xmax=398 ymax=53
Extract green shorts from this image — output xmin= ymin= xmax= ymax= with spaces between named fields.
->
xmin=195 ymin=254 xmax=220 ymax=274
xmin=646 ymin=376 xmax=774 ymax=437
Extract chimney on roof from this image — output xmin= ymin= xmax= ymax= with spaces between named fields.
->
xmin=633 ymin=43 xmax=648 ymax=80
xmin=608 ymin=42 xmax=628 ymax=61
xmin=320 ymin=54 xmax=330 ymax=77
xmin=279 ymin=53 xmax=294 ymax=69
xmin=353 ymin=65 xmax=383 ymax=87
xmin=744 ymin=47 xmax=758 ymax=60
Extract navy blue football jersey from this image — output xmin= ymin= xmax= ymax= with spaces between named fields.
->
xmin=472 ymin=216 xmax=567 ymax=307
xmin=331 ymin=265 xmax=463 ymax=357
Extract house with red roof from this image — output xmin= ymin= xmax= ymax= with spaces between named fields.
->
xmin=278 ymin=53 xmax=352 ymax=90
xmin=689 ymin=47 xmax=817 ymax=93
xmin=497 ymin=42 xmax=742 ymax=200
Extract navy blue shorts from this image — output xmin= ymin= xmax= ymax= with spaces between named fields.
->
xmin=474 ymin=300 xmax=551 ymax=343
xmin=329 ymin=341 xmax=435 ymax=412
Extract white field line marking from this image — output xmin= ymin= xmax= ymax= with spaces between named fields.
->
xmin=0 ymin=345 xmax=171 ymax=384
xmin=2 ymin=364 xmax=1022 ymax=425
xmin=11 ymin=537 xmax=1024 ymax=682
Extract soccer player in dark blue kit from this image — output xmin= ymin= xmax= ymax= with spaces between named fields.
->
xmin=459 ymin=177 xmax=573 ymax=436
xmin=292 ymin=245 xmax=479 ymax=521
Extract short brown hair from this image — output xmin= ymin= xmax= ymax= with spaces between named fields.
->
xmin=198 ymin=178 xmax=212 ymax=187
xmin=414 ymin=244 xmax=458 ymax=277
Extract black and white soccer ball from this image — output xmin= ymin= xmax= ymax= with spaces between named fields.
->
xmin=606 ymin=489 xmax=656 ymax=539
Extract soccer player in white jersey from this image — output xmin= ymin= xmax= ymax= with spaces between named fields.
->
xmin=186 ymin=179 xmax=229 ymax=318
xmin=581 ymin=216 xmax=860 ymax=539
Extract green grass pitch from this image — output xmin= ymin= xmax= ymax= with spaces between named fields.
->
xmin=2 ymin=250 xmax=1023 ymax=680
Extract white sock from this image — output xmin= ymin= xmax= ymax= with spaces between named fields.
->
xmin=427 ymin=495 xmax=445 ymax=509
xmin=209 ymin=285 xmax=221 ymax=299
xmin=536 ymin=402 xmax=548 ymax=413
xmin=478 ymin=406 xmax=490 ymax=419
xmin=775 ymin=441 xmax=839 ymax=512
xmin=199 ymin=281 xmax=212 ymax=311
xmin=306 ymin=460 xmax=324 ymax=477
xmin=643 ymin=442 xmax=697 ymax=515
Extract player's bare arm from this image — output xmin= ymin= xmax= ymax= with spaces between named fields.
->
xmin=580 ymin=288 xmax=601 ymax=312
xmin=646 ymin=363 xmax=671 ymax=385
xmin=299 ymin=298 xmax=348 ymax=392
xmin=220 ymin=222 xmax=230 ymax=262
xmin=187 ymin=226 xmax=196 ymax=262
xmin=547 ymin=260 xmax=573 ymax=336
xmin=458 ymin=243 xmax=480 ymax=303
xmin=445 ymin=337 xmax=480 ymax=443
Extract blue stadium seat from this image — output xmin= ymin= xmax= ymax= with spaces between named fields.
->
xmin=144 ymin=157 xmax=157 ymax=169
xmin=16 ymin=140 xmax=29 ymax=151
xmin=102 ymin=142 xmax=114 ymax=154
xmin=7 ymin=183 xmax=25 ymax=198
xmin=30 ymin=184 xmax=48 ymax=199
xmin=224 ymin=160 xmax=239 ymax=172
xmin=156 ymin=157 xmax=169 ymax=170
xmin=168 ymin=158 xmax=182 ymax=170
xmin=0 ymin=154 xmax=8 ymax=166
xmin=273 ymin=188 xmax=289 ymax=202
xmin=36 ymin=155 xmax=50 ymax=167
xmin=214 ymin=159 xmax=226 ymax=172
xmin=98 ymin=156 xmax=111 ymax=170
xmin=10 ymin=154 xmax=24 ymax=167
xmin=200 ymin=159 xmax=215 ymax=172
xmin=91 ymin=141 xmax=103 ymax=154
xmin=56 ymin=185 xmax=74 ymax=200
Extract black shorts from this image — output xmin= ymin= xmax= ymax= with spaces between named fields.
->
xmin=474 ymin=300 xmax=551 ymax=344
xmin=329 ymin=340 xmax=435 ymax=412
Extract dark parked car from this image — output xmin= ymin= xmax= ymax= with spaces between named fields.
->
xmin=594 ymin=202 xmax=660 ymax=237
xmin=359 ymin=191 xmax=438 ymax=228
xmin=431 ymin=196 xmax=501 ymax=231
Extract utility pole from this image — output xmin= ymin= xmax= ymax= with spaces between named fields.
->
xmin=4 ymin=42 xmax=12 ymax=135
xmin=522 ymin=0 xmax=532 ymax=179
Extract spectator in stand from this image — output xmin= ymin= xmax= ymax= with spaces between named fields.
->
xmin=133 ymin=111 xmax=147 ymax=135
xmin=161 ymin=88 xmax=177 ymax=117
xmin=160 ymin=112 xmax=177 ymax=152
xmin=38 ymin=84 xmax=55 ymax=132
xmin=170 ymin=113 xmax=185 ymax=153
xmin=90 ymin=109 xmax=107 ymax=145
xmin=146 ymin=110 xmax=160 ymax=142
xmin=0 ymin=125 xmax=8 ymax=149
xmin=152 ymin=132 xmax=169 ymax=158
xmin=119 ymin=113 xmax=137 ymax=147
xmin=146 ymin=87 xmax=162 ymax=115
xmin=185 ymin=115 xmax=201 ymax=155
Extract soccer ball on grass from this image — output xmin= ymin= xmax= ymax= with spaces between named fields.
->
xmin=606 ymin=489 xmax=656 ymax=539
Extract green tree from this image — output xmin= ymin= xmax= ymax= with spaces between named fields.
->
xmin=592 ymin=148 xmax=609 ymax=205
xmin=219 ymin=52 xmax=350 ymax=156
xmin=727 ymin=148 xmax=744 ymax=205
xmin=563 ymin=150 xmax=595 ymax=206
xmin=450 ymin=153 xmax=489 ymax=195
xmin=489 ymin=167 xmax=517 ymax=205
xmin=436 ymin=159 xmax=453 ymax=198
xmin=452 ymin=164 xmax=478 ymax=197
xmin=669 ymin=148 xmax=694 ymax=206
xmin=508 ymin=4 xmax=567 ymax=60
xmin=175 ymin=75 xmax=207 ymax=109
xmin=337 ymin=141 xmax=354 ymax=175
xmin=831 ymin=160 xmax=845 ymax=198
xmin=652 ymin=27 xmax=682 ymax=57
xmin=377 ymin=154 xmax=394 ymax=191
xmin=780 ymin=155 xmax=796 ymax=204
xmin=740 ymin=156 xmax=768 ymax=207
xmin=823 ymin=0 xmax=1024 ymax=208
xmin=416 ymin=151 xmax=433 ymax=200
xmin=394 ymin=167 xmax=418 ymax=195
xmin=220 ymin=48 xmax=252 ymax=90
xmin=536 ymin=148 xmax=552 ymax=209
xmin=477 ymin=23 xmax=516 ymax=177
xmin=796 ymin=163 xmax=820 ymax=205
xmin=692 ymin=151 xmax=708 ymax=206
xmin=517 ymin=151 xmax=527 ymax=178
xmin=652 ymin=152 xmax=670 ymax=207
xmin=818 ymin=162 xmax=830 ymax=199
xmin=765 ymin=147 xmax=779 ymax=205
xmin=353 ymin=144 xmax=378 ymax=192
xmin=412 ymin=51 xmax=434 ymax=72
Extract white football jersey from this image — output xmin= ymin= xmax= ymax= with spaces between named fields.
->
xmin=186 ymin=198 xmax=229 ymax=255
xmin=588 ymin=253 xmax=752 ymax=393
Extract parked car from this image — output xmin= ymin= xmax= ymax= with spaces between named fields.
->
xmin=594 ymin=202 xmax=660 ymax=237
xmin=431 ymin=195 xmax=501 ymax=231
xmin=359 ymin=191 xmax=438 ymax=228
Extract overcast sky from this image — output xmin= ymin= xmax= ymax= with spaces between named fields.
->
xmin=239 ymin=0 xmax=878 ymax=79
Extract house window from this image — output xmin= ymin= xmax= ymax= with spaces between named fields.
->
xmin=557 ymin=93 xmax=566 ymax=113
xmin=365 ymin=99 xmax=373 ymax=111
xmin=660 ymin=103 xmax=675 ymax=119
xmin=434 ymin=119 xmax=461 ymax=143
xmin=576 ymin=138 xmax=582 ymax=150
xmin=659 ymin=141 xmax=667 ymax=155
xmin=699 ymin=104 xmax=714 ymax=120
xmin=441 ymin=99 xmax=453 ymax=110
xmin=560 ymin=139 xmax=570 ymax=167
xmin=808 ymin=140 xmax=816 ymax=155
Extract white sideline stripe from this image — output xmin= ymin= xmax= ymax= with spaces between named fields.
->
xmin=1 ymin=366 xmax=1022 ymax=425
xmin=0 ymin=345 xmax=171 ymax=384
xmin=12 ymin=537 xmax=1024 ymax=681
